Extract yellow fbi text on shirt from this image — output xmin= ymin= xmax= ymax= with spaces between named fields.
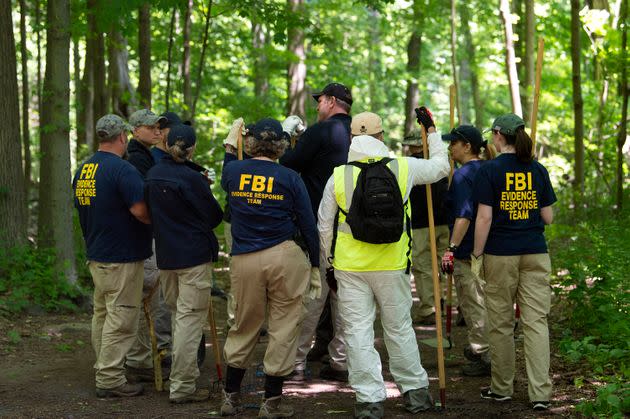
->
xmin=75 ymin=163 xmax=99 ymax=206
xmin=500 ymin=172 xmax=538 ymax=220
xmin=232 ymin=173 xmax=284 ymax=205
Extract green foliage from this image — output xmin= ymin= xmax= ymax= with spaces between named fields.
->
xmin=6 ymin=330 xmax=21 ymax=345
xmin=0 ymin=245 xmax=80 ymax=315
xmin=575 ymin=380 xmax=630 ymax=418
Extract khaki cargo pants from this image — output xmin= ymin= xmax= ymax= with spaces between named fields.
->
xmin=224 ymin=240 xmax=310 ymax=377
xmin=411 ymin=225 xmax=450 ymax=318
xmin=89 ymin=260 xmax=144 ymax=389
xmin=453 ymin=259 xmax=489 ymax=356
xmin=484 ymin=253 xmax=553 ymax=402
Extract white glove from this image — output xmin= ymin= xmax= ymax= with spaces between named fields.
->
xmin=224 ymin=117 xmax=244 ymax=148
xmin=203 ymin=168 xmax=216 ymax=184
xmin=282 ymin=115 xmax=305 ymax=137
xmin=308 ymin=267 xmax=322 ymax=300
xmin=470 ymin=254 xmax=485 ymax=283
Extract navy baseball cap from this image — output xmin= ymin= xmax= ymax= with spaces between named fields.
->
xmin=167 ymin=124 xmax=196 ymax=148
xmin=159 ymin=112 xmax=191 ymax=129
xmin=442 ymin=125 xmax=485 ymax=149
xmin=312 ymin=83 xmax=353 ymax=105
xmin=250 ymin=118 xmax=287 ymax=141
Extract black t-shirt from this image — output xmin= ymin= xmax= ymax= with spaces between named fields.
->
xmin=145 ymin=157 xmax=223 ymax=270
xmin=73 ymin=151 xmax=152 ymax=263
xmin=279 ymin=113 xmax=351 ymax=216
xmin=408 ymin=155 xmax=449 ymax=228
xmin=127 ymin=139 xmax=155 ymax=178
xmin=473 ymin=154 xmax=556 ymax=255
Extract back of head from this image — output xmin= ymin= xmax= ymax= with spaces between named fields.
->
xmin=351 ymin=112 xmax=383 ymax=138
xmin=245 ymin=118 xmax=289 ymax=160
xmin=96 ymin=114 xmax=131 ymax=143
xmin=167 ymin=124 xmax=196 ymax=162
xmin=491 ymin=113 xmax=531 ymax=163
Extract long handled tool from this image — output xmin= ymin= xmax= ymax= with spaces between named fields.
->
xmin=207 ymin=296 xmax=224 ymax=391
xmin=237 ymin=121 xmax=244 ymax=160
xmin=421 ymin=125 xmax=447 ymax=408
xmin=445 ymin=273 xmax=454 ymax=349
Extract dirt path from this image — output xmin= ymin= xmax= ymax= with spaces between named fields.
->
xmin=0 ymin=270 xmax=589 ymax=418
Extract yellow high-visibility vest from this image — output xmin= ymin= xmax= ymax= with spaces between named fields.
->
xmin=332 ymin=157 xmax=411 ymax=272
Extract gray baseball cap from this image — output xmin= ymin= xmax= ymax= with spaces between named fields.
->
xmin=96 ymin=114 xmax=132 ymax=139
xmin=129 ymin=109 xmax=166 ymax=128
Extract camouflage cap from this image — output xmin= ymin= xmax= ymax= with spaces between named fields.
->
xmin=96 ymin=114 xmax=132 ymax=139
xmin=491 ymin=113 xmax=525 ymax=136
xmin=129 ymin=109 xmax=166 ymax=128
xmin=401 ymin=128 xmax=423 ymax=146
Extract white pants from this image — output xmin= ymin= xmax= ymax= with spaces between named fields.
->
xmin=295 ymin=266 xmax=346 ymax=371
xmin=336 ymin=269 xmax=429 ymax=403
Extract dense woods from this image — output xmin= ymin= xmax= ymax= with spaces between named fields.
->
xmin=1 ymin=0 xmax=629 ymax=416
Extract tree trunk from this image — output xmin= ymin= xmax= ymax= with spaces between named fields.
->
xmin=461 ymin=1 xmax=483 ymax=129
xmin=252 ymin=21 xmax=269 ymax=101
xmin=73 ymin=37 xmax=84 ymax=160
xmin=571 ymin=0 xmax=585 ymax=203
xmin=165 ymin=7 xmax=177 ymax=112
xmin=0 ymin=0 xmax=27 ymax=247
xmin=36 ymin=0 xmax=42 ymax=118
xmin=450 ymin=0 xmax=462 ymax=123
xmin=287 ymin=0 xmax=306 ymax=120
xmin=138 ymin=2 xmax=152 ymax=109
xmin=368 ymin=7 xmax=383 ymax=112
xmin=19 ymin=0 xmax=31 ymax=199
xmin=522 ymin=0 xmax=535 ymax=124
xmin=500 ymin=0 xmax=523 ymax=116
xmin=182 ymin=0 xmax=192 ymax=119
xmin=616 ymin=0 xmax=628 ymax=211
xmin=107 ymin=26 xmax=135 ymax=118
xmin=404 ymin=0 xmax=422 ymax=137
xmin=93 ymin=17 xmax=106 ymax=151
xmin=192 ymin=0 xmax=213 ymax=121
xmin=37 ymin=0 xmax=76 ymax=281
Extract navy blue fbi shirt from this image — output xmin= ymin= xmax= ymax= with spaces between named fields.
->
xmin=222 ymin=158 xmax=319 ymax=267
xmin=73 ymin=151 xmax=152 ymax=263
xmin=446 ymin=160 xmax=484 ymax=259
xmin=473 ymin=154 xmax=556 ymax=255
xmin=145 ymin=156 xmax=223 ymax=270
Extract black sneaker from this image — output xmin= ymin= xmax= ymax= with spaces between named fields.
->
xmin=480 ymin=387 xmax=511 ymax=401
xmin=319 ymin=365 xmax=348 ymax=382
xmin=463 ymin=346 xmax=482 ymax=362
xmin=306 ymin=344 xmax=329 ymax=362
xmin=462 ymin=361 xmax=491 ymax=377
xmin=532 ymin=401 xmax=550 ymax=410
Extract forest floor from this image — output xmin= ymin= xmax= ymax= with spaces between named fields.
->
xmin=0 ymin=267 xmax=594 ymax=418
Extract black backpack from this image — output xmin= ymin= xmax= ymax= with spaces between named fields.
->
xmin=343 ymin=158 xmax=406 ymax=244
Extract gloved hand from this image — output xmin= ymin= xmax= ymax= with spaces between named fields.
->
xmin=441 ymin=250 xmax=454 ymax=274
xmin=282 ymin=115 xmax=305 ymax=137
xmin=308 ymin=267 xmax=322 ymax=300
xmin=203 ymin=168 xmax=216 ymax=185
xmin=470 ymin=254 xmax=484 ymax=282
xmin=223 ymin=117 xmax=244 ymax=148
xmin=414 ymin=106 xmax=435 ymax=130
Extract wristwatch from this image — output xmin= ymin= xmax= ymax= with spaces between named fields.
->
xmin=448 ymin=242 xmax=459 ymax=252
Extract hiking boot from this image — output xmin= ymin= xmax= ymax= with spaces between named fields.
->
xmin=319 ymin=365 xmax=348 ymax=382
xmin=462 ymin=360 xmax=491 ymax=377
xmin=96 ymin=382 xmax=144 ymax=398
xmin=125 ymin=366 xmax=154 ymax=383
xmin=403 ymin=387 xmax=434 ymax=413
xmin=532 ymin=401 xmax=550 ymax=411
xmin=480 ymin=387 xmax=511 ymax=401
xmin=412 ymin=313 xmax=435 ymax=325
xmin=220 ymin=390 xmax=243 ymax=416
xmin=169 ymin=388 xmax=210 ymax=404
xmin=258 ymin=395 xmax=294 ymax=418
xmin=354 ymin=401 xmax=384 ymax=419
xmin=463 ymin=345 xmax=482 ymax=363
xmin=306 ymin=343 xmax=329 ymax=362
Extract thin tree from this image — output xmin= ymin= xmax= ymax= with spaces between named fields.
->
xmin=37 ymin=0 xmax=77 ymax=281
xmin=191 ymin=0 xmax=213 ymax=120
xmin=368 ymin=7 xmax=383 ymax=113
xmin=287 ymin=0 xmax=306 ymax=120
xmin=570 ymin=0 xmax=585 ymax=203
xmin=252 ymin=20 xmax=269 ymax=101
xmin=0 ymin=0 xmax=27 ymax=247
xmin=182 ymin=0 xmax=193 ymax=119
xmin=522 ymin=0 xmax=535 ymax=124
xmin=615 ymin=0 xmax=628 ymax=211
xmin=461 ymin=1 xmax=483 ymax=129
xmin=404 ymin=0 xmax=423 ymax=136
xmin=107 ymin=25 xmax=135 ymax=117
xmin=165 ymin=7 xmax=177 ymax=111
xmin=73 ymin=36 xmax=84 ymax=160
xmin=450 ymin=0 xmax=462 ymax=123
xmin=19 ymin=0 xmax=31 ymax=198
xmin=138 ymin=2 xmax=152 ymax=108
xmin=500 ymin=0 xmax=523 ymax=116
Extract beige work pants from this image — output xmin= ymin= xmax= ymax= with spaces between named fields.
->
xmin=89 ymin=261 xmax=144 ymax=389
xmin=224 ymin=240 xmax=310 ymax=377
xmin=453 ymin=259 xmax=489 ymax=355
xmin=161 ymin=263 xmax=213 ymax=399
xmin=484 ymin=253 xmax=553 ymax=402
xmin=410 ymin=225 xmax=450 ymax=317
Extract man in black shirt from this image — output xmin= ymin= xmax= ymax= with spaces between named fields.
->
xmin=127 ymin=109 xmax=165 ymax=177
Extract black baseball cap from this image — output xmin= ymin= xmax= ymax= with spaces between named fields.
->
xmin=250 ymin=118 xmax=287 ymax=141
xmin=167 ymin=124 xmax=196 ymax=148
xmin=159 ymin=112 xmax=192 ymax=129
xmin=442 ymin=125 xmax=485 ymax=148
xmin=312 ymin=83 xmax=353 ymax=106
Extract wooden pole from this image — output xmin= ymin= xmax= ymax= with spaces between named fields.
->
xmin=421 ymin=126 xmax=447 ymax=407
xmin=448 ymin=84 xmax=456 ymax=186
xmin=237 ymin=123 xmax=243 ymax=160
xmin=530 ymin=37 xmax=544 ymax=155
xmin=208 ymin=297 xmax=223 ymax=383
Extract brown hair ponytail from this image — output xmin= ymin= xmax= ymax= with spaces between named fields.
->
xmin=503 ymin=127 xmax=533 ymax=163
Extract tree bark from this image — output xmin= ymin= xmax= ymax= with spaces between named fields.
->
xmin=93 ymin=12 xmax=106 ymax=151
xmin=571 ymin=0 xmax=585 ymax=203
xmin=165 ymin=7 xmax=177 ymax=112
xmin=368 ymin=7 xmax=383 ymax=112
xmin=461 ymin=1 xmax=483 ymax=129
xmin=450 ymin=0 xmax=462 ymax=123
xmin=138 ymin=2 xmax=152 ymax=109
xmin=616 ymin=0 xmax=628 ymax=211
xmin=36 ymin=0 xmax=42 ymax=118
xmin=404 ymin=0 xmax=422 ymax=137
xmin=522 ymin=0 xmax=535 ymax=124
xmin=252 ymin=21 xmax=269 ymax=101
xmin=182 ymin=0 xmax=193 ymax=119
xmin=107 ymin=25 xmax=135 ymax=117
xmin=73 ymin=37 xmax=84 ymax=160
xmin=192 ymin=0 xmax=213 ymax=120
xmin=19 ymin=0 xmax=31 ymax=199
xmin=500 ymin=0 xmax=523 ymax=116
xmin=287 ymin=0 xmax=306 ymax=120
xmin=37 ymin=0 xmax=76 ymax=281
xmin=0 ymin=0 xmax=27 ymax=247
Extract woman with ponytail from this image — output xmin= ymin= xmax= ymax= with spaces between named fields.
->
xmin=440 ymin=125 xmax=495 ymax=377
xmin=471 ymin=114 xmax=556 ymax=411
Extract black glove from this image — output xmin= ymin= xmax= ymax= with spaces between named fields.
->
xmin=414 ymin=106 xmax=435 ymax=130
